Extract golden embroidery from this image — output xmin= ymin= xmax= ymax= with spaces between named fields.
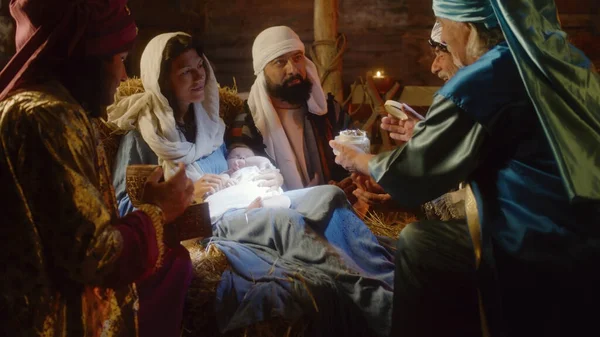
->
xmin=0 ymin=83 xmax=138 ymax=337
xmin=138 ymin=204 xmax=166 ymax=270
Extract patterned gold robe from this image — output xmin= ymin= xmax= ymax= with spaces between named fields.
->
xmin=0 ymin=82 xmax=141 ymax=336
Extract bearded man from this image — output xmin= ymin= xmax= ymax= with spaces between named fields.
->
xmin=227 ymin=26 xmax=348 ymax=190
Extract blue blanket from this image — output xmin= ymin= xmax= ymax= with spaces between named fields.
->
xmin=209 ymin=185 xmax=395 ymax=337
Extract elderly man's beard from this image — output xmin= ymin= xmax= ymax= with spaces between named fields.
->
xmin=439 ymin=63 xmax=459 ymax=82
xmin=450 ymin=51 xmax=467 ymax=69
xmin=266 ymin=75 xmax=312 ymax=106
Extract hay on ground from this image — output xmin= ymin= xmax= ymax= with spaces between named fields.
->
xmin=362 ymin=209 xmax=418 ymax=239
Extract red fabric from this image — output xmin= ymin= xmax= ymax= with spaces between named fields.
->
xmin=137 ymin=245 xmax=193 ymax=337
xmin=109 ymin=211 xmax=193 ymax=336
xmin=106 ymin=211 xmax=159 ymax=288
xmin=0 ymin=0 xmax=137 ymax=100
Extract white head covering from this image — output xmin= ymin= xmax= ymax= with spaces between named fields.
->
xmin=430 ymin=21 xmax=445 ymax=45
xmin=107 ymin=32 xmax=225 ymax=181
xmin=248 ymin=26 xmax=327 ymax=190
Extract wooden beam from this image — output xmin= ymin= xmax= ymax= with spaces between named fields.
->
xmin=593 ymin=1 xmax=600 ymax=35
xmin=314 ymin=0 xmax=344 ymax=103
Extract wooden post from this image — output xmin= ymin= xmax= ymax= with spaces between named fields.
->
xmin=593 ymin=1 xmax=600 ymax=35
xmin=314 ymin=0 xmax=343 ymax=103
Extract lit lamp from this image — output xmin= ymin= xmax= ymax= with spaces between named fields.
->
xmin=369 ymin=70 xmax=394 ymax=94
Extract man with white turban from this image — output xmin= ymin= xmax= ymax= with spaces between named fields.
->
xmin=428 ymin=21 xmax=460 ymax=82
xmin=228 ymin=26 xmax=347 ymax=191
xmin=330 ymin=0 xmax=600 ymax=336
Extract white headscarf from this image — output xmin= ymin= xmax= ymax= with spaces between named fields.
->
xmin=248 ymin=26 xmax=328 ymax=190
xmin=107 ymin=32 xmax=225 ymax=181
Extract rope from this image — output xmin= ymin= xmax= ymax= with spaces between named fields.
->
xmin=309 ymin=33 xmax=348 ymax=85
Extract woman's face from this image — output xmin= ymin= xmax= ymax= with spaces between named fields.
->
xmin=168 ymin=48 xmax=206 ymax=106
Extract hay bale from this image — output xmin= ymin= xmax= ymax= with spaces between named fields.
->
xmin=218 ymin=84 xmax=245 ymax=127
xmin=115 ymin=77 xmax=144 ymax=104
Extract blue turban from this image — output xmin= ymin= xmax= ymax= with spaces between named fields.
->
xmin=432 ymin=0 xmax=498 ymax=28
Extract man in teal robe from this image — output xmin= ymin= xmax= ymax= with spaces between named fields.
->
xmin=331 ymin=0 xmax=600 ymax=336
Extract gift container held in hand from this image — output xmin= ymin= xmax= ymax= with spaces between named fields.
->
xmin=333 ymin=129 xmax=370 ymax=155
xmin=125 ymin=164 xmax=212 ymax=241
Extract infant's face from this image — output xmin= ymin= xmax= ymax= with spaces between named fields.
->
xmin=228 ymin=147 xmax=255 ymax=160
xmin=227 ymin=147 xmax=255 ymax=172
xmin=242 ymin=156 xmax=271 ymax=170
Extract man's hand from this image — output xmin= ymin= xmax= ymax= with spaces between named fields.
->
xmin=381 ymin=113 xmax=417 ymax=144
xmin=141 ymin=163 xmax=194 ymax=223
xmin=329 ymin=176 xmax=358 ymax=204
xmin=254 ymin=168 xmax=284 ymax=190
xmin=351 ymin=173 xmax=392 ymax=206
xmin=329 ymin=140 xmax=374 ymax=175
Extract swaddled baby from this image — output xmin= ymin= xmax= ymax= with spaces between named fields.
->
xmin=224 ymin=146 xmax=279 ymax=187
xmin=205 ymin=146 xmax=291 ymax=223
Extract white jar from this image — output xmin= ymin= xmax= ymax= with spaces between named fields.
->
xmin=333 ymin=130 xmax=370 ymax=155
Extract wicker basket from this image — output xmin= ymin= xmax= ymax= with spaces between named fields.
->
xmin=125 ymin=164 xmax=160 ymax=207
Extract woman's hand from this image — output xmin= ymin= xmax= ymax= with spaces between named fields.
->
xmin=194 ymin=174 xmax=228 ymax=199
xmin=253 ymin=168 xmax=284 ymax=190
xmin=380 ymin=113 xmax=417 ymax=144
xmin=329 ymin=140 xmax=374 ymax=175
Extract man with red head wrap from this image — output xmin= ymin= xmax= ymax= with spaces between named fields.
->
xmin=0 ymin=1 xmax=195 ymax=336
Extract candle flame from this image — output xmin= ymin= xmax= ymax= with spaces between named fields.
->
xmin=376 ymin=71 xmax=382 ymax=77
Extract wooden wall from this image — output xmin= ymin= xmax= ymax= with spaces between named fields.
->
xmin=0 ymin=0 xmax=598 ymax=94
xmin=197 ymin=0 xmax=442 ymax=92
xmin=192 ymin=0 xmax=600 ymax=94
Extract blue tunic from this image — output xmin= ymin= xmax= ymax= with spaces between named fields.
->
xmin=371 ymin=42 xmax=600 ymax=336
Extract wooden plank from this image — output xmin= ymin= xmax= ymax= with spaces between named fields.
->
xmin=128 ymin=0 xmax=206 ymax=30
xmin=555 ymin=0 xmax=594 ymax=14
xmin=593 ymin=1 xmax=600 ymax=35
xmin=124 ymin=0 xmax=600 ymax=94
xmin=314 ymin=0 xmax=344 ymax=102
xmin=559 ymin=14 xmax=592 ymax=28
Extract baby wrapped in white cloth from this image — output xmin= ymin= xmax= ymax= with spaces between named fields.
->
xmin=205 ymin=146 xmax=291 ymax=223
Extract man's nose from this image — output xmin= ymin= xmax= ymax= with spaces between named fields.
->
xmin=284 ymin=59 xmax=299 ymax=75
xmin=431 ymin=54 xmax=442 ymax=75
xmin=120 ymin=65 xmax=128 ymax=82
